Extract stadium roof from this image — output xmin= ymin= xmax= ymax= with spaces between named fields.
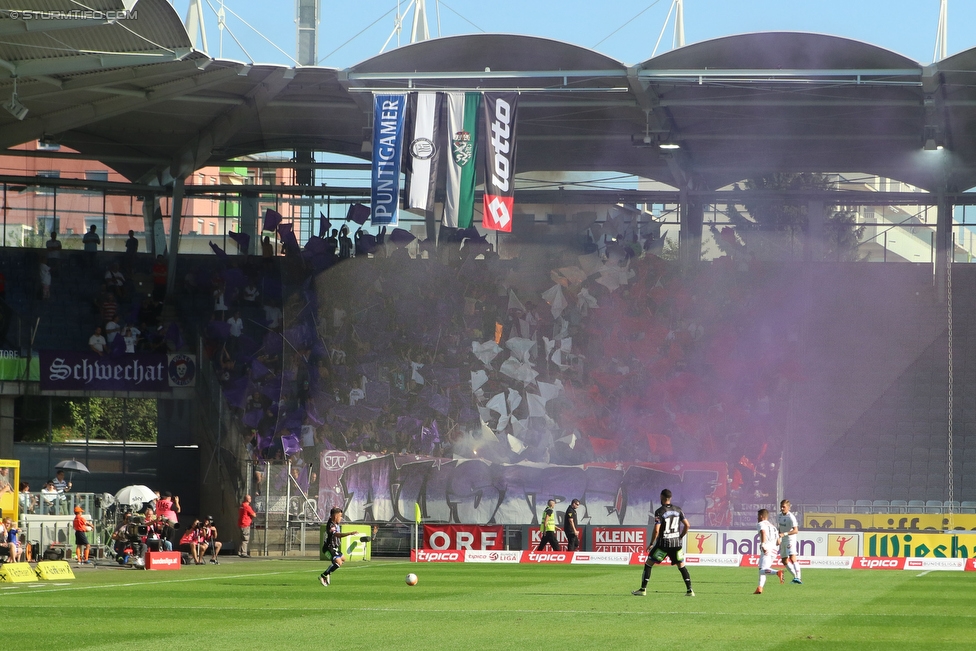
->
xmin=2 ymin=1 xmax=976 ymax=193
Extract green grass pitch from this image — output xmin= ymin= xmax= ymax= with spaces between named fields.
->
xmin=2 ymin=559 xmax=973 ymax=650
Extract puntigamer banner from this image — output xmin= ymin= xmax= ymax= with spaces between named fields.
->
xmin=40 ymin=351 xmax=196 ymax=392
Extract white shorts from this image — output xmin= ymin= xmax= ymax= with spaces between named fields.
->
xmin=780 ymin=535 xmax=797 ymax=558
xmin=759 ymin=551 xmax=777 ymax=572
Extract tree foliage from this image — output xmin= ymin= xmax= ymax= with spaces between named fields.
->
xmin=721 ymin=173 xmax=864 ymax=261
xmin=65 ymin=398 xmax=157 ymax=442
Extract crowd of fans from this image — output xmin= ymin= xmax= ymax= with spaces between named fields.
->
xmin=184 ymin=211 xmax=798 ymax=508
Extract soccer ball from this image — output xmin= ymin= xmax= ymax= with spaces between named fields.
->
xmin=405 ymin=573 xmax=418 ymax=586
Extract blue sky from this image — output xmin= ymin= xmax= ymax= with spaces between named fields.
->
xmin=173 ymin=0 xmax=967 ymax=68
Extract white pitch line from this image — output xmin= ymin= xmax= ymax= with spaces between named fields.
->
xmin=916 ymin=571 xmax=931 ymax=577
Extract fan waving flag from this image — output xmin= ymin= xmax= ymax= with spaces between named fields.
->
xmin=406 ymin=91 xmax=443 ymax=214
xmin=482 ymin=92 xmax=518 ymax=232
xmin=371 ymin=93 xmax=407 ymax=226
xmin=444 ymin=92 xmax=480 ymax=229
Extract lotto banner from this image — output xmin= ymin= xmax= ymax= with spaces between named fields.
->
xmin=482 ymin=92 xmax=518 ymax=232
xmin=424 ymin=525 xmax=504 ymax=550
xmin=370 ymin=93 xmax=407 ymax=226
xmin=804 ymin=512 xmax=976 ymax=531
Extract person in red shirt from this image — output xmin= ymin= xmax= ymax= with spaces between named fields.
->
xmin=237 ymin=494 xmax=256 ymax=558
xmin=72 ymin=506 xmax=94 ymax=566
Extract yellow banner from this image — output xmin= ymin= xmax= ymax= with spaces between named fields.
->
xmin=863 ymin=532 xmax=976 ymax=558
xmin=0 ymin=563 xmax=38 ymax=582
xmin=826 ymin=533 xmax=861 ymax=556
xmin=34 ymin=561 xmax=76 ymax=580
xmin=804 ymin=512 xmax=976 ymax=531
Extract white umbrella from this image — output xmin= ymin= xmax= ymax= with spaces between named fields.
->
xmin=114 ymin=485 xmax=156 ymax=507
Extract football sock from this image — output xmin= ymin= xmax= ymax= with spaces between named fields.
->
xmin=792 ymin=561 xmax=801 ymax=580
xmin=640 ymin=563 xmax=652 ymax=590
xmin=784 ymin=561 xmax=795 ymax=578
xmin=679 ymin=566 xmax=692 ymax=591
xmin=323 ymin=561 xmax=340 ymax=576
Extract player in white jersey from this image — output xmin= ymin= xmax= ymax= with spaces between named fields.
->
xmin=755 ymin=509 xmax=784 ymax=594
xmin=777 ymin=499 xmax=802 ymax=584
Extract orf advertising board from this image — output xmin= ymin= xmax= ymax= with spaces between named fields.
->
xmin=424 ymin=525 xmax=504 ymax=550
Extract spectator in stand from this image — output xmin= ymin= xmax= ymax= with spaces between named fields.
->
xmin=238 ymin=494 xmax=256 ymax=557
xmin=263 ymin=301 xmax=282 ymax=330
xmin=4 ymin=518 xmax=22 ymax=562
xmin=99 ymin=292 xmax=118 ymax=326
xmin=124 ymin=230 xmax=139 ymax=273
xmin=40 ymin=480 xmax=58 ymax=515
xmin=338 ymin=225 xmax=353 ymax=260
xmin=213 ymin=279 xmax=228 ymax=320
xmin=0 ymin=518 xmax=10 ymax=562
xmin=262 ymin=236 xmax=274 ymax=264
xmin=151 ymin=255 xmax=167 ymax=301
xmin=227 ymin=310 xmax=243 ymax=353
xmin=88 ymin=326 xmax=106 ymax=357
xmin=243 ymin=279 xmax=260 ymax=306
xmin=83 ymin=224 xmax=100 ymax=267
xmin=104 ymin=315 xmax=121 ymax=345
xmin=39 ymin=255 xmax=51 ymax=300
xmin=104 ymin=262 xmax=126 ymax=299
xmin=19 ymin=481 xmax=37 ymax=514
xmin=122 ymin=325 xmax=140 ymax=354
xmin=89 ymin=326 xmax=107 ymax=356
xmin=52 ymin=469 xmax=71 ymax=514
xmin=46 ymin=231 xmax=62 ymax=273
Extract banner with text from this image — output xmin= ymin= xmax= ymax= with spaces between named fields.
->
xmin=39 ymin=351 xmax=196 ymax=393
xmin=371 ymin=93 xmax=407 ymax=226
xmin=482 ymin=92 xmax=518 ymax=232
xmin=424 ymin=525 xmax=505 ymax=550
xmin=804 ymin=512 xmax=976 ymax=532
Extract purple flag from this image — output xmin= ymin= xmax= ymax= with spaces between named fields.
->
xmin=281 ymin=433 xmax=301 ymax=456
xmin=263 ymin=208 xmax=283 ymax=233
xmin=228 ymin=231 xmax=250 ymax=254
xmin=346 ymin=203 xmax=370 ymax=225
xmin=318 ymin=212 xmax=331 ymax=238
xmin=209 ymin=241 xmax=228 ymax=260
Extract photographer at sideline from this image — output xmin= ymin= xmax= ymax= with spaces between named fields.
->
xmin=111 ymin=512 xmax=148 ymax=564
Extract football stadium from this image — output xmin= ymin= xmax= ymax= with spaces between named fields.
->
xmin=1 ymin=1 xmax=975 ymax=647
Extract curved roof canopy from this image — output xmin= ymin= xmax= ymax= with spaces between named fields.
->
xmin=1 ymin=4 xmax=975 ymax=193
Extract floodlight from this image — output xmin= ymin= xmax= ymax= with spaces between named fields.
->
xmin=2 ymin=93 xmax=27 ymax=121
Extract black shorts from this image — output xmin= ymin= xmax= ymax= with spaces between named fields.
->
xmin=647 ymin=545 xmax=684 ymax=565
xmin=75 ymin=531 xmax=89 ymax=546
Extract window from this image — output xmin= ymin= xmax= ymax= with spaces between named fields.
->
xmin=85 ymin=170 xmax=109 ymax=182
xmin=37 ymin=216 xmax=59 ymax=237
xmin=35 ymin=170 xmax=59 ymax=196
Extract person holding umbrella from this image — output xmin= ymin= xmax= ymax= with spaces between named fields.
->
xmin=51 ymin=469 xmax=72 ymax=514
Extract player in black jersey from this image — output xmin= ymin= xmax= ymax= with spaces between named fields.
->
xmin=632 ymin=489 xmax=695 ymax=596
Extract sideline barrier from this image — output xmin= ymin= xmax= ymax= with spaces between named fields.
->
xmin=34 ymin=561 xmax=76 ymax=580
xmin=410 ymin=549 xmax=976 ymax=572
xmin=0 ymin=563 xmax=39 ymax=582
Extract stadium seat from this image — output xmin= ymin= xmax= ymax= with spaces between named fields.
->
xmin=924 ymin=500 xmax=943 ymax=514
xmin=907 ymin=500 xmax=926 ymax=511
xmin=960 ymin=501 xmax=976 ymax=514
xmin=872 ymin=500 xmax=890 ymax=514
xmin=837 ymin=499 xmax=855 ymax=513
xmin=854 ymin=500 xmax=873 ymax=514
xmin=943 ymin=501 xmax=960 ymax=512
xmin=889 ymin=500 xmax=908 ymax=513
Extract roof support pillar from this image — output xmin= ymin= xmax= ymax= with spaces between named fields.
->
xmin=935 ymin=187 xmax=952 ymax=302
xmin=679 ymin=189 xmax=703 ymax=267
xmin=806 ymin=200 xmax=826 ymax=262
xmin=240 ymin=191 xmax=259 ymax=256
xmin=166 ymin=177 xmax=185 ymax=298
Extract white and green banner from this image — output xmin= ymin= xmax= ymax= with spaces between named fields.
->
xmin=444 ymin=92 xmax=480 ymax=229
